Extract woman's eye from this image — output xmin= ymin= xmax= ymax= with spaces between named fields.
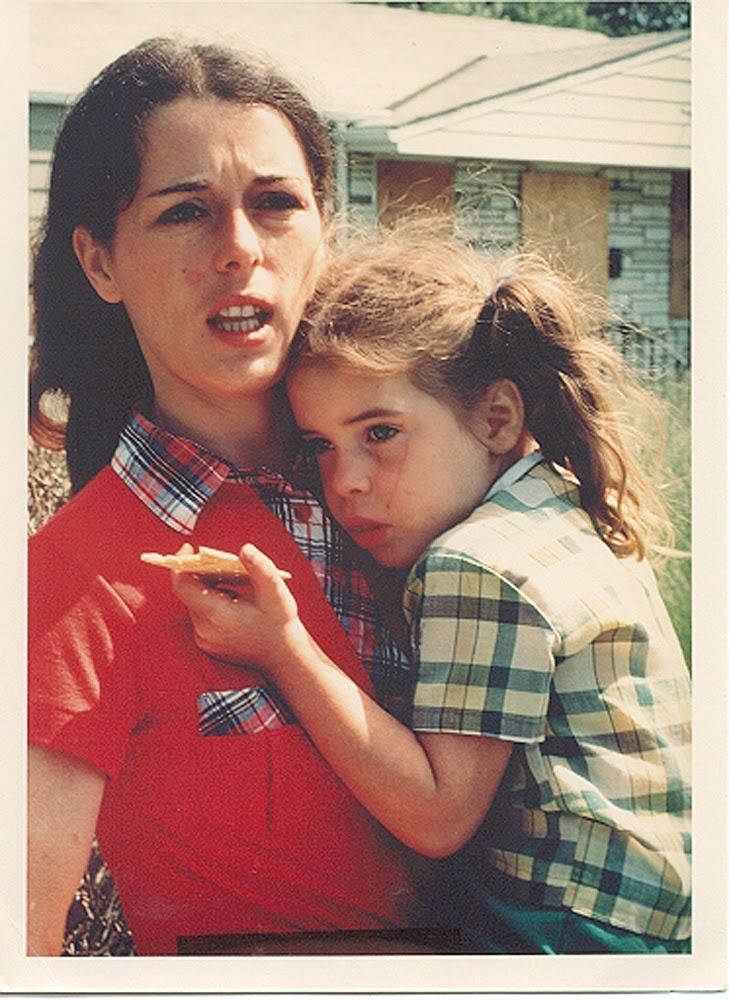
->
xmin=302 ymin=437 xmax=332 ymax=457
xmin=367 ymin=424 xmax=399 ymax=443
xmin=158 ymin=202 xmax=208 ymax=225
xmin=255 ymin=191 xmax=302 ymax=213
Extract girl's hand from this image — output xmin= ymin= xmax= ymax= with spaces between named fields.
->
xmin=171 ymin=542 xmax=304 ymax=672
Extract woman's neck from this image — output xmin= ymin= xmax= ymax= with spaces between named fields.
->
xmin=150 ymin=387 xmax=296 ymax=471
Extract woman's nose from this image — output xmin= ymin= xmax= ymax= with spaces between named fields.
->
xmin=213 ymin=208 xmax=262 ymax=274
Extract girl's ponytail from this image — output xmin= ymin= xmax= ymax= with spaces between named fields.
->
xmin=474 ymin=273 xmax=668 ymax=559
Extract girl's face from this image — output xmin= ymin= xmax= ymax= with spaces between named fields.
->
xmin=77 ymin=97 xmax=324 ymax=421
xmin=288 ymin=364 xmax=501 ymax=568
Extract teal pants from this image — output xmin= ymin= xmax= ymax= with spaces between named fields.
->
xmin=460 ymin=883 xmax=690 ymax=955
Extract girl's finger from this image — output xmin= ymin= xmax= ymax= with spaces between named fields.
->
xmin=238 ymin=543 xmax=298 ymax=617
xmin=170 ymin=566 xmax=212 ymax=608
xmin=172 ymin=573 xmax=242 ymax=637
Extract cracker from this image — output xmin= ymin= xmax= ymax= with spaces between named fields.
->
xmin=140 ymin=545 xmax=291 ymax=580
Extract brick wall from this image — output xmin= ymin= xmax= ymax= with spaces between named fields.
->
xmin=605 ymin=166 xmax=672 ymax=330
xmin=453 ymin=160 xmax=523 ymax=251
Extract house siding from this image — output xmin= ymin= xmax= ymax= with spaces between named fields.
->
xmin=30 ymin=150 xmax=53 ymax=235
xmin=346 ymin=153 xmax=379 ymax=227
xmin=30 ymin=102 xmax=66 ymax=152
xmin=29 ymin=102 xmax=67 ymax=236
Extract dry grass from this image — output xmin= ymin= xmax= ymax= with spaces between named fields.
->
xmin=652 ymin=375 xmax=691 ymax=665
xmin=27 ymin=441 xmax=70 ymax=535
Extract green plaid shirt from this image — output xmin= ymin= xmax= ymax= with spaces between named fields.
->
xmin=405 ymin=456 xmax=691 ymax=940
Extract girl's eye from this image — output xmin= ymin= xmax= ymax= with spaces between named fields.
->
xmin=367 ymin=424 xmax=399 ymax=443
xmin=255 ymin=191 xmax=302 ymax=213
xmin=158 ymin=201 xmax=208 ymax=225
xmin=302 ymin=437 xmax=332 ymax=457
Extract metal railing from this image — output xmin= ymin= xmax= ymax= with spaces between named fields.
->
xmin=606 ymin=323 xmax=690 ymax=382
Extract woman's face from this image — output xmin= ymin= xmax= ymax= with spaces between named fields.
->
xmin=76 ymin=97 xmax=324 ymax=421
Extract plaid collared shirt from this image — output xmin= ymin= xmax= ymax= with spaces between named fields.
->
xmin=112 ymin=412 xmax=408 ymax=714
xmin=405 ymin=457 xmax=691 ymax=940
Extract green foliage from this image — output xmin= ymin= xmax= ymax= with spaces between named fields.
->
xmin=380 ymin=1 xmax=690 ymax=36
xmin=484 ymin=2 xmax=595 ymax=30
xmin=586 ymin=2 xmax=690 ymax=35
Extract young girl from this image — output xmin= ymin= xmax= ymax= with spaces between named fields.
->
xmin=173 ymin=227 xmax=691 ymax=954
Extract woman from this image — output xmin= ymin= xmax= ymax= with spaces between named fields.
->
xmin=28 ymin=37 xmax=414 ymax=956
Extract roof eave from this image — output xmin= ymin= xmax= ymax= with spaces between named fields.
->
xmin=386 ymin=130 xmax=691 ymax=170
xmin=392 ymin=34 xmax=690 ymax=132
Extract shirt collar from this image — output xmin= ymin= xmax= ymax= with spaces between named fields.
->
xmin=111 ymin=411 xmax=297 ymax=534
xmin=483 ymin=449 xmax=545 ymax=503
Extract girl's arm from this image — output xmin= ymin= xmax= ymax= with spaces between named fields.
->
xmin=27 ymin=745 xmax=105 ymax=955
xmin=173 ymin=544 xmax=512 ymax=858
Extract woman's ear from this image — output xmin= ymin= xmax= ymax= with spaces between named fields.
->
xmin=71 ymin=226 xmax=123 ymax=304
xmin=474 ymin=379 xmax=525 ymax=454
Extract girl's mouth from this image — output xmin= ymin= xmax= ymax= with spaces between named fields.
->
xmin=208 ymin=303 xmax=272 ymax=334
xmin=343 ymin=519 xmax=391 ymax=549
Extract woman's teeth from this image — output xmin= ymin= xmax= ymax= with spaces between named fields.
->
xmin=210 ymin=304 xmax=270 ymax=333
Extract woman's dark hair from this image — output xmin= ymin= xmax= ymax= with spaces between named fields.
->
xmin=30 ymin=36 xmax=334 ymax=491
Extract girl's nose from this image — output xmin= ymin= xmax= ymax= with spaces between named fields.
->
xmin=330 ymin=451 xmax=371 ymax=498
xmin=213 ymin=209 xmax=262 ymax=274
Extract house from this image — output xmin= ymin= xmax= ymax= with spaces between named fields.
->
xmin=30 ymin=2 xmax=690 ymax=367
xmin=338 ymin=27 xmax=691 ymax=369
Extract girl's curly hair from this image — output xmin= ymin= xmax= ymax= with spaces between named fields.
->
xmin=296 ymin=219 xmax=672 ymax=560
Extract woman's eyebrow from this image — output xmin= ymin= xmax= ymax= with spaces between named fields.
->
xmin=252 ymin=173 xmax=309 ymax=188
xmin=147 ymin=174 xmax=304 ymax=198
xmin=253 ymin=174 xmax=288 ymax=185
xmin=147 ymin=180 xmax=208 ymax=198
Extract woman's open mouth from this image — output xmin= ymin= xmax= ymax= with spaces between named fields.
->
xmin=208 ymin=303 xmax=272 ymax=334
xmin=206 ymin=295 xmax=274 ymax=338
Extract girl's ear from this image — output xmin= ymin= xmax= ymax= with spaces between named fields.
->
xmin=72 ymin=226 xmax=123 ymax=304
xmin=474 ymin=379 xmax=525 ymax=454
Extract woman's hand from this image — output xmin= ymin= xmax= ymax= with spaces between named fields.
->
xmin=171 ymin=542 xmax=305 ymax=673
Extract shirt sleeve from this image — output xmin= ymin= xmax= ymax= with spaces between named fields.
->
xmin=28 ymin=532 xmax=138 ymax=779
xmin=404 ymin=549 xmax=558 ymax=742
